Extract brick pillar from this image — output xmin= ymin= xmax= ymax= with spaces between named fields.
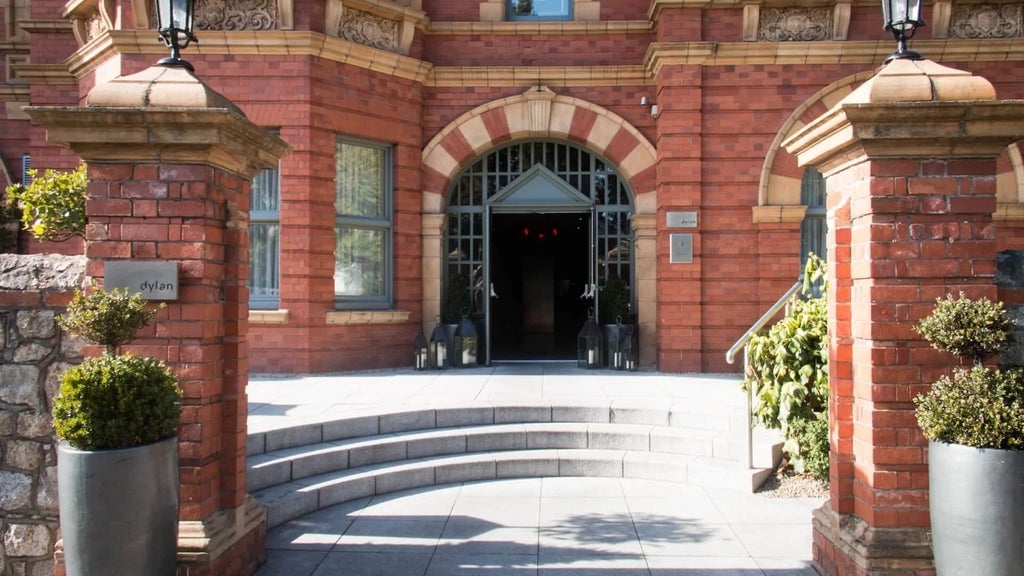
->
xmin=28 ymin=65 xmax=290 ymax=576
xmin=784 ymin=60 xmax=1024 ymax=575
xmin=654 ymin=64 xmax=704 ymax=371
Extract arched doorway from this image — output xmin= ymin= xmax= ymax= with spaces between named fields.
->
xmin=444 ymin=140 xmax=634 ymax=363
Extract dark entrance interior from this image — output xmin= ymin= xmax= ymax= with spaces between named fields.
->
xmin=490 ymin=213 xmax=590 ymax=360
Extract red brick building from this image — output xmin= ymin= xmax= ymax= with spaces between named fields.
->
xmin=3 ymin=0 xmax=1023 ymax=375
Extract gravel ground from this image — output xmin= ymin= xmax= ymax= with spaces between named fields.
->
xmin=756 ymin=467 xmax=830 ymax=499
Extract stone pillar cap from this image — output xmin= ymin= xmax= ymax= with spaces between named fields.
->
xmin=87 ymin=65 xmax=245 ymax=117
xmin=782 ymin=59 xmax=1024 ymax=172
xmin=844 ymin=58 xmax=996 ymax=105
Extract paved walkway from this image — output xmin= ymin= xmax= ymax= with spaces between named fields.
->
xmin=248 ymin=364 xmax=824 ymax=576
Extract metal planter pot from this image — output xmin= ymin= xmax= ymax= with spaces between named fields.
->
xmin=58 ymin=436 xmax=179 ymax=576
xmin=928 ymin=440 xmax=1024 ymax=576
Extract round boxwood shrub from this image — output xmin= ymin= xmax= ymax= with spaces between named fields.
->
xmin=915 ymin=366 xmax=1024 ymax=450
xmin=915 ymin=292 xmax=1015 ymax=365
xmin=915 ymin=292 xmax=1024 ymax=450
xmin=54 ymin=286 xmax=181 ymax=450
xmin=54 ymin=354 xmax=182 ymax=450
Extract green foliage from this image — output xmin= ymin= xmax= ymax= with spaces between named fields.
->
xmin=600 ymin=275 xmax=631 ymax=324
xmin=4 ymin=163 xmax=87 ymax=242
xmin=54 ymin=286 xmax=180 ymax=450
xmin=915 ymin=293 xmax=1024 ymax=450
xmin=915 ymin=366 xmax=1024 ymax=450
xmin=914 ymin=292 xmax=1015 ymax=365
xmin=0 ymin=185 xmax=20 ymax=252
xmin=53 ymin=354 xmax=182 ymax=451
xmin=744 ymin=254 xmax=829 ymax=475
xmin=58 ymin=287 xmax=164 ymax=355
xmin=786 ymin=414 xmax=830 ymax=481
xmin=443 ymin=271 xmax=472 ymax=323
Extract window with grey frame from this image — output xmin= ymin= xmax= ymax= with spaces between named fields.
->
xmin=334 ymin=137 xmax=393 ymax=309
xmin=800 ymin=167 xmax=827 ymax=268
xmin=507 ymin=0 xmax=572 ymax=21
xmin=249 ymin=147 xmax=280 ymax=310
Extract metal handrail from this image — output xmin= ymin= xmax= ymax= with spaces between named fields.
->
xmin=726 ymin=280 xmax=803 ymax=469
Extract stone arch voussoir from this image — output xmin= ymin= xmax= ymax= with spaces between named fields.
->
xmin=421 ymin=86 xmax=657 ymax=215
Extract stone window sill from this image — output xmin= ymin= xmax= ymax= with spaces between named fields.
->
xmin=249 ymin=310 xmax=289 ymax=324
xmin=326 ymin=310 xmax=412 ymax=325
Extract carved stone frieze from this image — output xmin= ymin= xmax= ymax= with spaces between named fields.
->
xmin=195 ymin=0 xmax=278 ymax=31
xmin=758 ymin=8 xmax=833 ymax=42
xmin=950 ymin=3 xmax=1022 ymax=39
xmin=86 ymin=12 xmax=108 ymax=42
xmin=339 ymin=8 xmax=400 ymax=53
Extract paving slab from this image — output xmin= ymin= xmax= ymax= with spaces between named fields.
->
xmin=250 ymin=366 xmax=822 ymax=576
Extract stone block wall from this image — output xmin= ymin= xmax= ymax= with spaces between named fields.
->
xmin=0 ymin=254 xmax=85 ymax=576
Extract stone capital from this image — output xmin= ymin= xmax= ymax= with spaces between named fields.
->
xmin=26 ymin=65 xmax=290 ymax=179
xmin=26 ymin=106 xmax=290 ymax=179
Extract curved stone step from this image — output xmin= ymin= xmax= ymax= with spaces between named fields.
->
xmin=246 ymin=402 xmax=750 ymax=456
xmin=247 ymin=421 xmax=754 ymax=492
xmin=253 ymin=449 xmax=776 ymax=529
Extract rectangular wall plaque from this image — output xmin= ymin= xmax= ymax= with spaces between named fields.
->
xmin=666 ymin=211 xmax=698 ymax=228
xmin=104 ymin=261 xmax=179 ymax=300
xmin=670 ymin=234 xmax=694 ymax=264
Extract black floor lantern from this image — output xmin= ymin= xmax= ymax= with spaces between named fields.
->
xmin=608 ymin=318 xmax=626 ymax=370
xmin=622 ymin=325 xmax=638 ymax=371
xmin=577 ymin=308 xmax=603 ymax=369
xmin=429 ymin=316 xmax=449 ymax=369
xmin=456 ymin=311 xmax=478 ymax=368
xmin=413 ymin=330 xmax=429 ymax=370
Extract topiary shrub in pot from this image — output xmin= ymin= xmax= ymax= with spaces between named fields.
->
xmin=914 ymin=293 xmax=1024 ymax=576
xmin=54 ymin=286 xmax=182 ymax=576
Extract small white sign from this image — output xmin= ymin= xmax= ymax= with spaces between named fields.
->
xmin=105 ymin=261 xmax=179 ymax=300
xmin=670 ymin=234 xmax=693 ymax=264
xmin=666 ymin=212 xmax=698 ymax=228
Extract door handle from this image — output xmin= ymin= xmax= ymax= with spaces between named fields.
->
xmin=490 ymin=283 xmax=499 ymax=299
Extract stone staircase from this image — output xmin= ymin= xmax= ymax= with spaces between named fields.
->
xmin=246 ymin=399 xmax=784 ymax=529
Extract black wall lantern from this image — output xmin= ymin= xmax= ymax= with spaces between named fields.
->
xmin=155 ymin=0 xmax=198 ymax=71
xmin=881 ymin=0 xmax=924 ymax=63
xmin=429 ymin=316 xmax=449 ymax=370
xmin=413 ymin=331 xmax=429 ymax=371
xmin=577 ymin=308 xmax=603 ymax=369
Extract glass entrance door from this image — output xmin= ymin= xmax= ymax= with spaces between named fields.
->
xmin=488 ymin=212 xmax=590 ymax=360
xmin=444 ymin=140 xmax=635 ymax=365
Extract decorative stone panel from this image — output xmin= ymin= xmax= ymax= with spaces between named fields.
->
xmin=195 ymin=0 xmax=279 ymax=31
xmin=325 ymin=0 xmax=425 ymax=55
xmin=339 ymin=8 xmax=400 ymax=53
xmin=63 ymin=0 xmax=115 ymax=46
xmin=0 ymin=254 xmax=85 ymax=576
xmin=758 ymin=8 xmax=833 ymax=42
xmin=950 ymin=3 xmax=1022 ymax=39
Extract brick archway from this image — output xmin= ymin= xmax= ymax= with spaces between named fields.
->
xmin=757 ymin=72 xmax=1024 ymax=218
xmin=419 ymin=87 xmax=659 ymax=365
xmin=422 ymin=86 xmax=657 ymax=212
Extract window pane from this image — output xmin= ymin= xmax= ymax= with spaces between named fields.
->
xmin=252 ymin=168 xmax=279 ymax=212
xmin=335 ymin=142 xmax=384 ymax=218
xmin=249 ymin=223 xmax=280 ymax=298
xmin=510 ymin=0 xmax=571 ymax=19
xmin=334 ymin=227 xmax=385 ymax=297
